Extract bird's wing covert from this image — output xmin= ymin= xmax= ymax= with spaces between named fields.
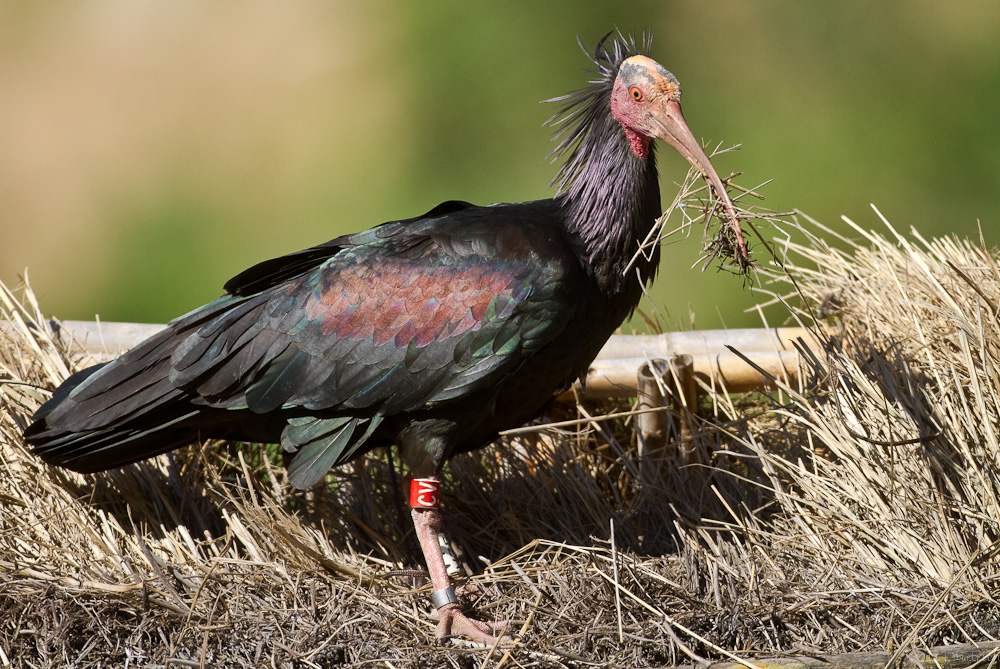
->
xmin=168 ymin=208 xmax=578 ymax=424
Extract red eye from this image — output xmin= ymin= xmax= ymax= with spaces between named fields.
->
xmin=629 ymin=85 xmax=643 ymax=101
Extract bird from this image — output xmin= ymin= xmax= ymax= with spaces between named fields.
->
xmin=24 ymin=33 xmax=746 ymax=644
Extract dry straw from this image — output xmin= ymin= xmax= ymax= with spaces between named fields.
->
xmin=3 ymin=203 xmax=1000 ymax=667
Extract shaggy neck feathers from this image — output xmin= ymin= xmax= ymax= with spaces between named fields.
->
xmin=546 ymin=33 xmax=661 ymax=299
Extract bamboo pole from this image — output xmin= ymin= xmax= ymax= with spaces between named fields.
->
xmin=636 ymin=359 xmax=670 ymax=471
xmin=47 ymin=319 xmax=167 ymax=354
xmin=3 ymin=319 xmax=834 ymax=399
xmin=594 ymin=326 xmax=826 ymax=360
xmin=567 ymin=349 xmax=815 ymax=399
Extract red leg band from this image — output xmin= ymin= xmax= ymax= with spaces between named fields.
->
xmin=409 ymin=478 xmax=440 ymax=509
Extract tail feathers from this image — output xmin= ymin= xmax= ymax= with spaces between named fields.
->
xmin=24 ymin=359 xmax=203 ymax=473
xmin=28 ymin=363 xmax=109 ymax=425
xmin=25 ymin=361 xmax=204 ymax=473
xmin=23 ymin=294 xmax=247 ymax=473
xmin=27 ymin=409 xmax=203 ymax=473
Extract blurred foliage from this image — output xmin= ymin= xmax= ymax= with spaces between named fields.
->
xmin=1 ymin=1 xmax=998 ymax=330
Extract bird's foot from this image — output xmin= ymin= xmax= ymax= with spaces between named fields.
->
xmin=433 ymin=602 xmax=515 ymax=646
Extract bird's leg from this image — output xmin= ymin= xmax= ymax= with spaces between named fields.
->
xmin=410 ymin=478 xmax=512 ymax=645
xmin=412 ymin=507 xmax=510 ymax=643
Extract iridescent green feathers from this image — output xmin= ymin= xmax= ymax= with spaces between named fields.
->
xmin=27 ymin=201 xmax=580 ymax=487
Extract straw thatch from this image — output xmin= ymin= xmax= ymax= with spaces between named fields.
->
xmin=3 ymin=205 xmax=1000 ymax=667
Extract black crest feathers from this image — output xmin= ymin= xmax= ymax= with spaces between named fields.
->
xmin=545 ymin=31 xmax=652 ymax=194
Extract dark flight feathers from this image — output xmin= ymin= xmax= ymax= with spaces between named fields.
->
xmin=25 ymin=200 xmax=581 ymax=487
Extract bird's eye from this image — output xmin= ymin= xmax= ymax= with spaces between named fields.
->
xmin=629 ymin=86 xmax=643 ymax=101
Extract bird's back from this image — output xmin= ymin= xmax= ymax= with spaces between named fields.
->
xmin=25 ymin=198 xmax=619 ymax=486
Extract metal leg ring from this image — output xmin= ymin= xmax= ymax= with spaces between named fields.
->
xmin=430 ymin=586 xmax=459 ymax=609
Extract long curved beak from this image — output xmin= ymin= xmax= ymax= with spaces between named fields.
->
xmin=651 ymin=99 xmax=747 ymax=259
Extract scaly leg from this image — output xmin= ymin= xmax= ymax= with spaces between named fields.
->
xmin=411 ymin=506 xmax=512 ymax=644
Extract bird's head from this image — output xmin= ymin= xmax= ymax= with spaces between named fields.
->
xmin=611 ymin=56 xmax=719 ymax=180
xmin=610 ymin=54 xmax=745 ymax=257
xmin=610 ymin=55 xmax=683 ymax=160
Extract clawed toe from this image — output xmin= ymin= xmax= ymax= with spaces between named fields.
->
xmin=434 ymin=603 xmax=517 ymax=646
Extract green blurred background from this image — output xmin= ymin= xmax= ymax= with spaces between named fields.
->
xmin=2 ymin=2 xmax=998 ymax=331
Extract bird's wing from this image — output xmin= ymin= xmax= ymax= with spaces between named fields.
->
xmin=165 ymin=202 xmax=579 ymax=484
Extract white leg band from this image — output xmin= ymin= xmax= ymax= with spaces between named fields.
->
xmin=437 ymin=532 xmax=461 ymax=576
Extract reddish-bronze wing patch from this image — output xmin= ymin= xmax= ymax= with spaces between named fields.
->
xmin=304 ymin=260 xmax=521 ymax=350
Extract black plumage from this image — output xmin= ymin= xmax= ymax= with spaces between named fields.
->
xmin=23 ymin=33 xmax=745 ymax=642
